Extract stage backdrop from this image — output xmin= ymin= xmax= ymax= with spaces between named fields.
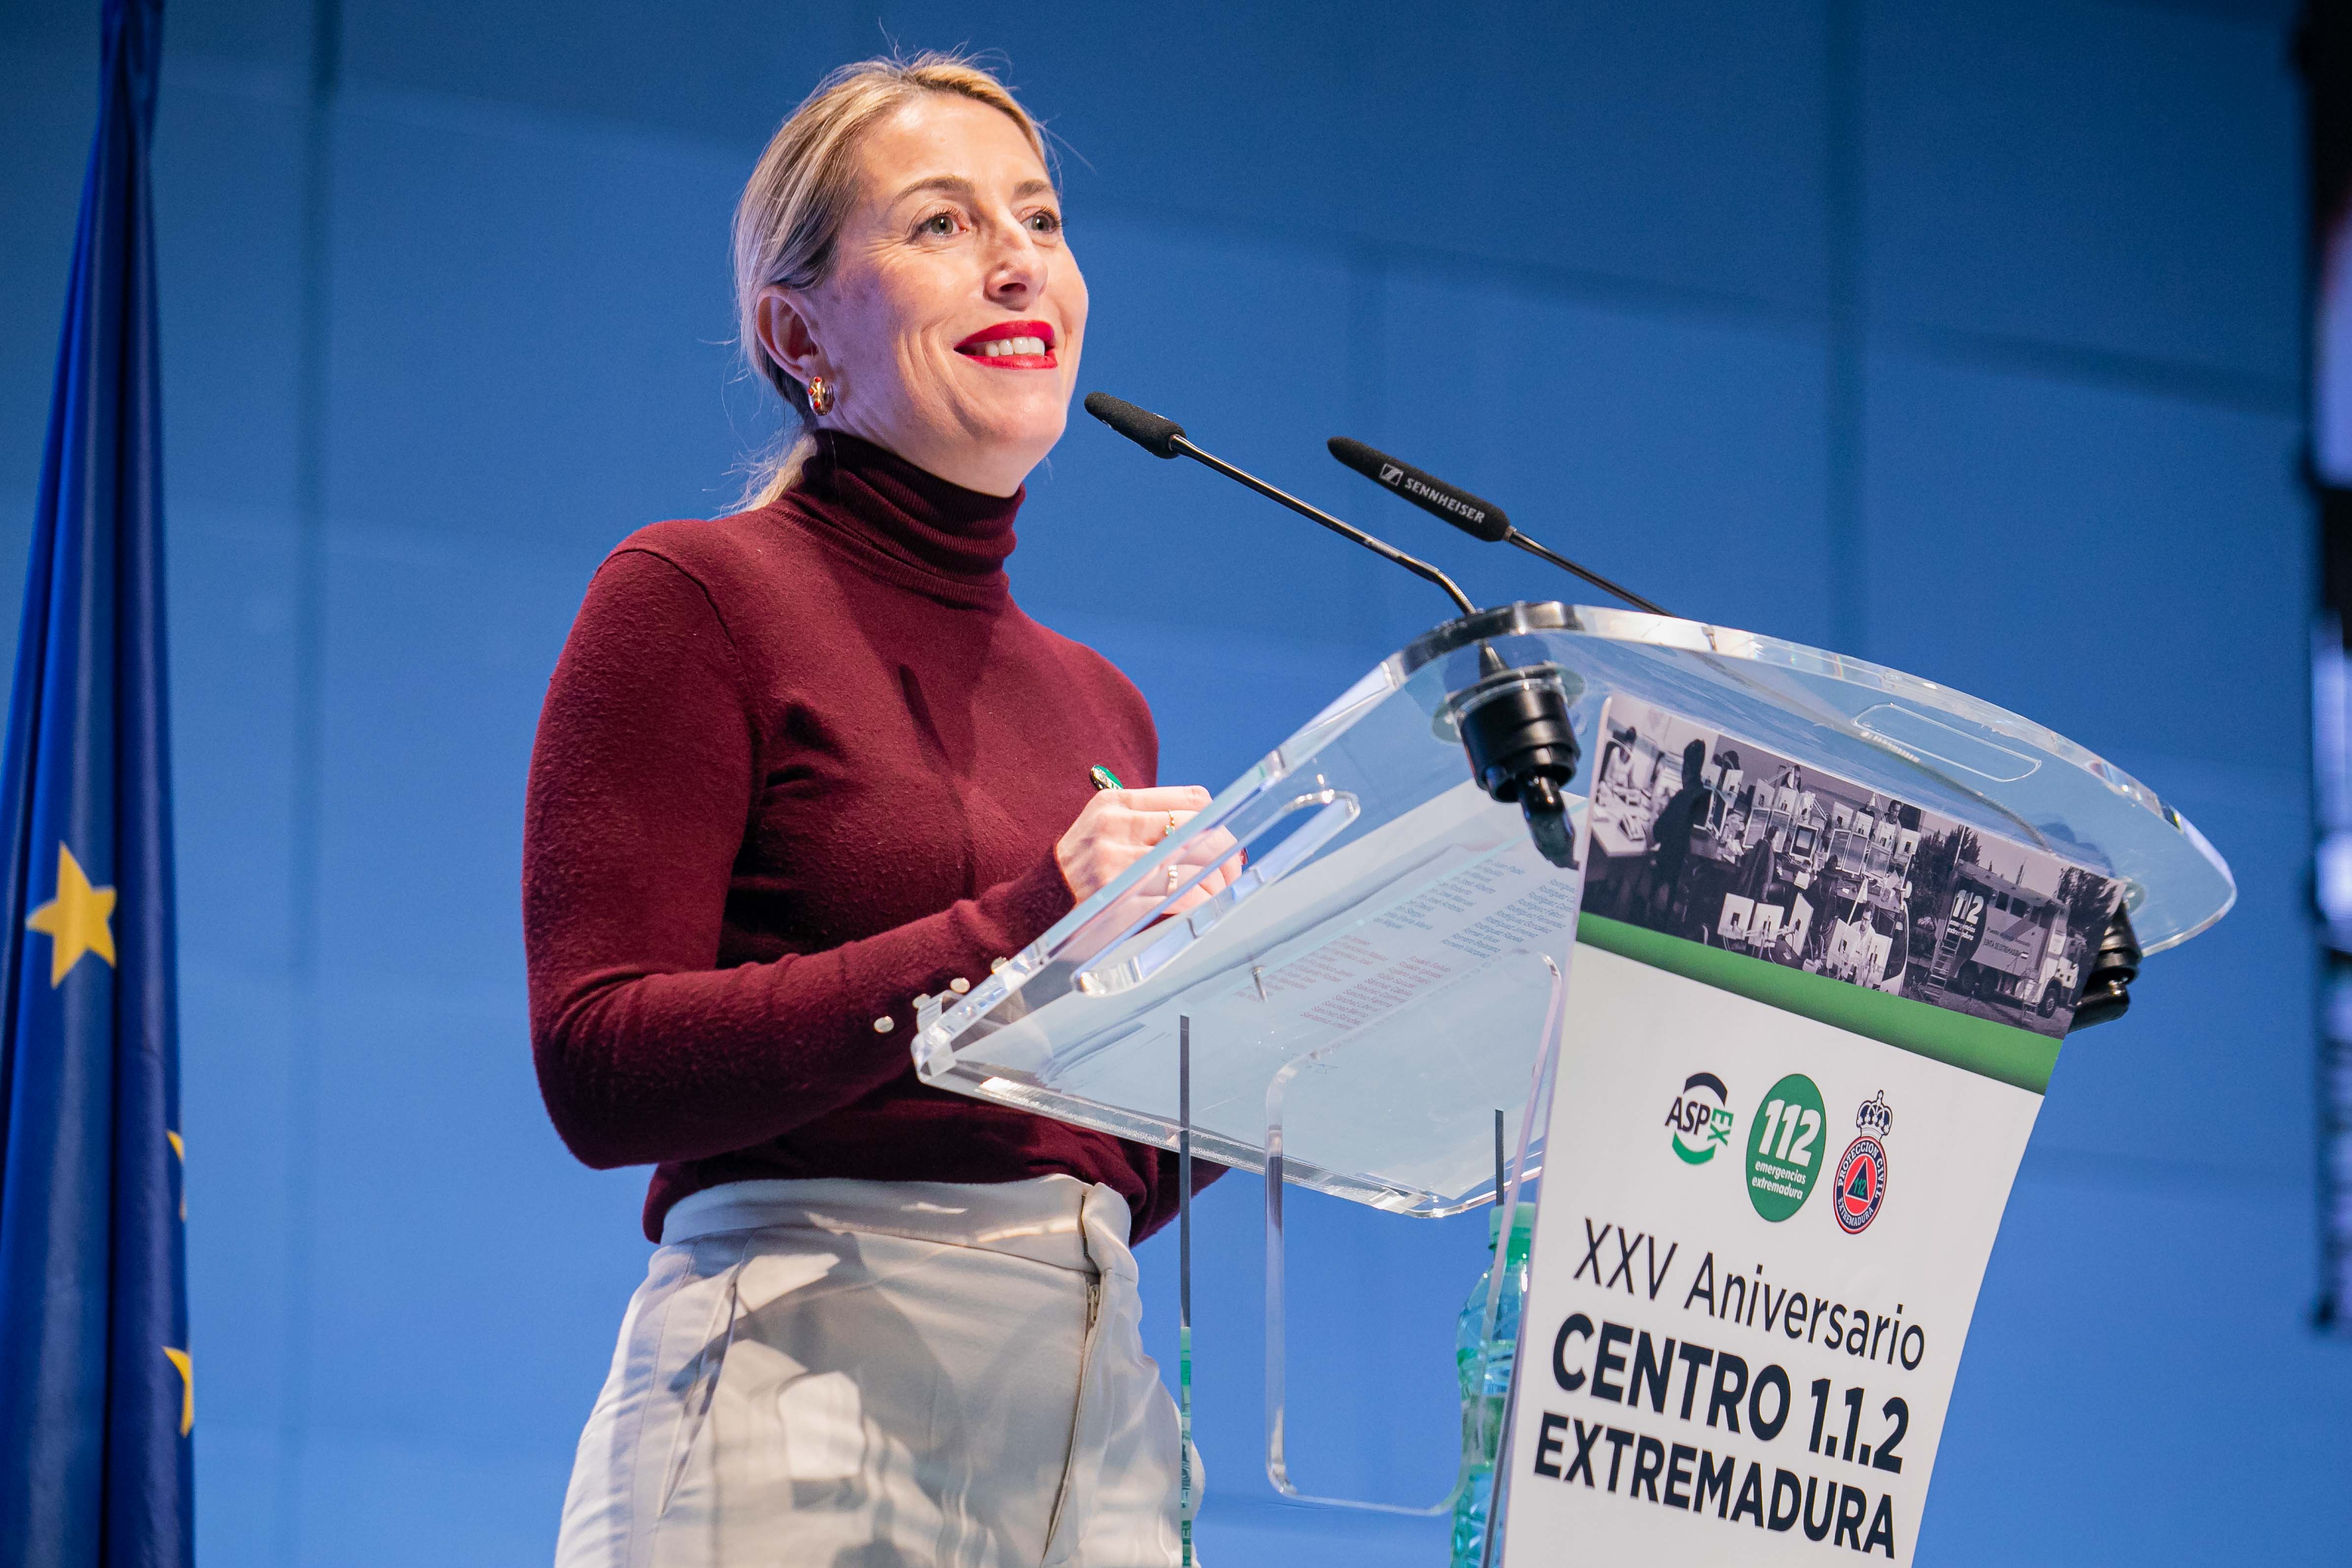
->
xmin=0 ymin=0 xmax=2335 ymax=1564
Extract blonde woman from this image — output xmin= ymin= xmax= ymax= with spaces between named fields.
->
xmin=525 ymin=54 xmax=1230 ymax=1567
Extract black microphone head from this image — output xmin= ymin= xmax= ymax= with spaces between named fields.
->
xmin=1084 ymin=392 xmax=1186 ymax=458
xmin=1327 ymin=437 xmax=1512 ymax=543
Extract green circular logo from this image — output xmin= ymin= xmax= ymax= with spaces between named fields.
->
xmin=1745 ymin=1074 xmax=1827 ymax=1222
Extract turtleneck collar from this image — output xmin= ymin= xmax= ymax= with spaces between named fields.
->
xmin=776 ymin=430 xmax=1024 ymax=607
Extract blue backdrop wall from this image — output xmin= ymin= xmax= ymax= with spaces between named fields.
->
xmin=0 ymin=0 xmax=2337 ymax=1562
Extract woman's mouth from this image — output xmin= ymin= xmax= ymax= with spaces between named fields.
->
xmin=955 ymin=320 xmax=1058 ymax=370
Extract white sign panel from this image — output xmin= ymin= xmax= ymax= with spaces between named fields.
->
xmin=1500 ymin=701 xmax=2120 ymax=1565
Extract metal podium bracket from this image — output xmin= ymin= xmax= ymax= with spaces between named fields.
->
xmin=1479 ymin=962 xmax=1566 ymax=1566
xmin=1260 ymin=950 xmax=1568 ymax=1518
xmin=1179 ymin=1014 xmax=1196 ymax=1568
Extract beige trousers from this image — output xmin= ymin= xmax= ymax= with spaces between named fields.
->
xmin=554 ymin=1175 xmax=1198 ymax=1567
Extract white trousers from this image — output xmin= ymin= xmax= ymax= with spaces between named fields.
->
xmin=554 ymin=1175 xmax=1199 ymax=1567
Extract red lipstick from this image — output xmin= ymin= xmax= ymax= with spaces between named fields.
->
xmin=954 ymin=319 xmax=1058 ymax=370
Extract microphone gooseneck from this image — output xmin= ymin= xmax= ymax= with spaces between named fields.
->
xmin=1325 ymin=436 xmax=1669 ymax=618
xmin=1086 ymin=390 xmax=1582 ymax=870
xmin=1084 ymin=392 xmax=1477 ymax=618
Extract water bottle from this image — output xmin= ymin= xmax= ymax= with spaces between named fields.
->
xmin=1451 ymin=1202 xmax=1534 ymax=1568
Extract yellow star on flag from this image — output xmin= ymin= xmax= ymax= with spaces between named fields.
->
xmin=163 ymin=1346 xmax=192 ymax=1437
xmin=25 ymin=843 xmax=115 ymax=987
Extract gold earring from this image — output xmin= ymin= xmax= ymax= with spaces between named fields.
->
xmin=807 ymin=375 xmax=836 ymax=416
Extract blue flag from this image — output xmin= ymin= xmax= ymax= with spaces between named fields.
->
xmin=0 ymin=0 xmax=193 ymax=1562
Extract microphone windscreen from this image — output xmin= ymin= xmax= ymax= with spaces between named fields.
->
xmin=1327 ymin=437 xmax=1512 ymax=543
xmin=1084 ymin=392 xmax=1186 ymax=458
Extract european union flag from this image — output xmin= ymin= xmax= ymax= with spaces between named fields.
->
xmin=0 ymin=0 xmax=193 ymax=1563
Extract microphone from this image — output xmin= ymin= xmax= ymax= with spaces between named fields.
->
xmin=1326 ymin=436 xmax=1668 ymax=618
xmin=1084 ymin=392 xmax=1477 ymax=617
xmin=1087 ymin=392 xmax=1586 ymax=871
xmin=1084 ymin=392 xmax=1187 ymax=458
xmin=1326 ymin=437 xmax=1509 ymax=543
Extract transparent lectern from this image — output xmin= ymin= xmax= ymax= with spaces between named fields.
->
xmin=910 ymin=602 xmax=2233 ymax=1558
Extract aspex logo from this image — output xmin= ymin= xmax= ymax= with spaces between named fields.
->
xmin=1664 ymin=1072 xmax=1736 ymax=1165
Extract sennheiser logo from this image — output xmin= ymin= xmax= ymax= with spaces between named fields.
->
xmin=1379 ymin=463 xmax=1403 ymax=484
xmin=1397 ymin=471 xmax=1486 ymax=525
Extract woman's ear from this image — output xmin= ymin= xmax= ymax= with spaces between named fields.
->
xmin=755 ymin=286 xmax=826 ymax=387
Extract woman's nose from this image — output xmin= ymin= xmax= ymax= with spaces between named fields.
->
xmin=986 ymin=259 xmax=1038 ymax=307
xmin=983 ymin=226 xmax=1043 ymax=304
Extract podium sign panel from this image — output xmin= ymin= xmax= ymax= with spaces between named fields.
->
xmin=1498 ymin=699 xmax=2119 ymax=1565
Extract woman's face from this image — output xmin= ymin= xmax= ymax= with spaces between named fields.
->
xmin=759 ymin=95 xmax=1087 ymax=498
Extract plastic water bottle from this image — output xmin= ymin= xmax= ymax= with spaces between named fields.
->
xmin=1451 ymin=1202 xmax=1534 ymax=1568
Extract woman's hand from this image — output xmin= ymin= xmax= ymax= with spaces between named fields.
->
xmin=1056 ymin=786 xmax=1242 ymax=924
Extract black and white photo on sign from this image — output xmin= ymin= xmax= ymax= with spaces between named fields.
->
xmin=1579 ymin=699 xmax=2122 ymax=1040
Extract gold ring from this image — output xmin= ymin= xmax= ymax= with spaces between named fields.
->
xmin=1166 ymin=811 xmax=1180 ymax=841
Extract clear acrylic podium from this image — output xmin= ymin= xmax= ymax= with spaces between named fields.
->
xmin=910 ymin=601 xmax=2234 ymax=1530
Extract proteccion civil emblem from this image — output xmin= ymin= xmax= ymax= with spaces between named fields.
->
xmin=1833 ymin=1092 xmax=1894 ymax=1234
xmin=1833 ymin=1136 xmax=1887 ymax=1233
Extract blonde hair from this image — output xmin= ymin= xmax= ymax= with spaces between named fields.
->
xmin=731 ymin=52 xmax=1050 ymax=511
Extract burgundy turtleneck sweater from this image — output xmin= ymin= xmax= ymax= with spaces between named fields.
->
xmin=524 ymin=433 xmax=1215 ymax=1243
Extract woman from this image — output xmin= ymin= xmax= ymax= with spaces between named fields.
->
xmin=525 ymin=53 xmax=1233 ymax=1567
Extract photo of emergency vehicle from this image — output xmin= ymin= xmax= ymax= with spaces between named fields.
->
xmin=1917 ymin=859 xmax=2083 ymax=1018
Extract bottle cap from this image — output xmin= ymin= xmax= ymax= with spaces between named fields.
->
xmin=1487 ymin=1201 xmax=1538 ymax=1246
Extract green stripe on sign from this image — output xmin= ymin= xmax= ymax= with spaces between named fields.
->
xmin=1574 ymin=913 xmax=2059 ymax=1095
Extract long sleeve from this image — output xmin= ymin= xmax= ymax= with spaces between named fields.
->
xmin=521 ymin=549 xmax=1075 ymax=1170
xmin=1136 ymin=1143 xmax=1228 ymax=1243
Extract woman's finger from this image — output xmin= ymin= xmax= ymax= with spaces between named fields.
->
xmin=1115 ymin=802 xmax=1217 ymax=849
xmin=1107 ymin=785 xmax=1214 ymax=812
